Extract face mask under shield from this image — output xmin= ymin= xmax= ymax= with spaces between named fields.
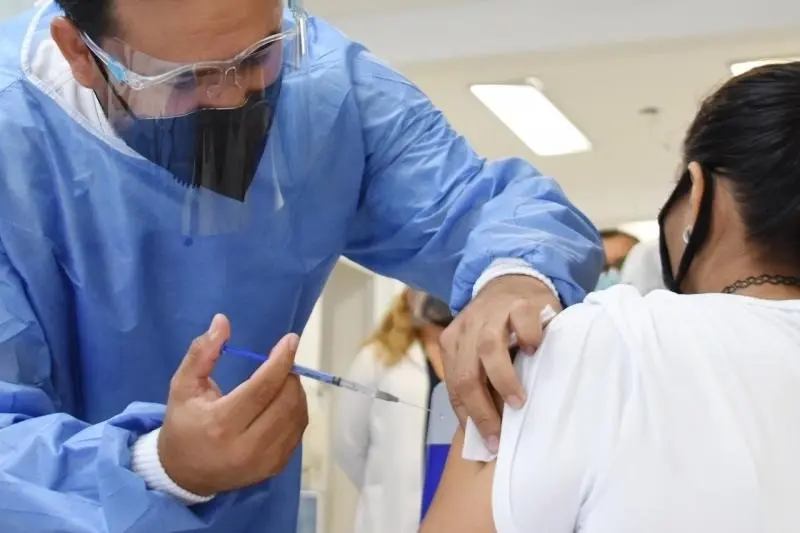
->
xmin=83 ymin=5 xmax=311 ymax=237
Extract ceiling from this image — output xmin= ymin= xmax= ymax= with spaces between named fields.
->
xmin=313 ymin=0 xmax=800 ymax=230
xmin=315 ymin=0 xmax=800 ymax=65
xmin=305 ymin=0 xmax=486 ymax=19
xmin=400 ymin=28 xmax=800 ymax=229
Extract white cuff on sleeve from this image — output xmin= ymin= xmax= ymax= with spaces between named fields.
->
xmin=472 ymin=258 xmax=559 ymax=301
xmin=130 ymin=427 xmax=216 ymax=506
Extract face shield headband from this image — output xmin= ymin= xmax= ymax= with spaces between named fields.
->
xmin=657 ymin=165 xmax=716 ymax=293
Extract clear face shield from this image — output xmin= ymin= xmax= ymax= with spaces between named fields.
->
xmin=82 ymin=2 xmax=311 ymax=236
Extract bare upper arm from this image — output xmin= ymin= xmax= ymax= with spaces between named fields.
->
xmin=420 ymin=296 xmax=632 ymax=533
xmin=420 ymin=395 xmax=502 ymax=533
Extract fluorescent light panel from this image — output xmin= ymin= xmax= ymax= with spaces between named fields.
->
xmin=730 ymin=57 xmax=800 ymax=76
xmin=470 ymin=80 xmax=591 ymax=157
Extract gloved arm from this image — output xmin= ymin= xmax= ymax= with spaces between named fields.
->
xmin=0 ymin=241 xmax=231 ymax=533
xmin=332 ymin=345 xmax=381 ymax=488
xmin=344 ymin=51 xmax=603 ymax=310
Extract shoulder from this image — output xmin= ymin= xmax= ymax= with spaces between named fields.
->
xmin=0 ymin=4 xmax=56 ymax=95
xmin=524 ymin=285 xmax=666 ymax=401
xmin=539 ymin=286 xmax=642 ymax=361
xmin=0 ymin=10 xmax=31 ymax=87
xmin=530 ymin=285 xmax=692 ymax=394
xmin=492 ymin=289 xmax=648 ymax=532
xmin=301 ymin=14 xmax=430 ymax=110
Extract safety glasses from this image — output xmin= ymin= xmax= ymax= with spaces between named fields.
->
xmin=83 ymin=26 xmax=301 ymax=118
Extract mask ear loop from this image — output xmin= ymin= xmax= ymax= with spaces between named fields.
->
xmin=672 ymin=166 xmax=716 ymax=292
xmin=89 ymin=52 xmax=138 ymax=118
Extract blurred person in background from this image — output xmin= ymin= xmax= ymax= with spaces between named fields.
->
xmin=335 ymin=289 xmax=452 ymax=533
xmin=421 ymin=62 xmax=800 ymax=533
xmin=595 ymin=229 xmax=640 ymax=289
xmin=621 ymin=239 xmax=666 ymax=294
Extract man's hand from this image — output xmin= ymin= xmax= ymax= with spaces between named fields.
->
xmin=440 ymin=275 xmax=561 ymax=453
xmin=158 ymin=314 xmax=309 ymax=496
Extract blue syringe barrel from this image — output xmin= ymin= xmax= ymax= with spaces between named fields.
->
xmin=291 ymin=364 xmax=337 ymax=386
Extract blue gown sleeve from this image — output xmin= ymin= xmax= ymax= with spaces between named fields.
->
xmin=0 ymin=239 xmax=231 ymax=532
xmin=343 ymin=50 xmax=603 ymax=310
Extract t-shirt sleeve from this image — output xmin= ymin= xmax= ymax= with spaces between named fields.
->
xmin=489 ymin=301 xmax=633 ymax=533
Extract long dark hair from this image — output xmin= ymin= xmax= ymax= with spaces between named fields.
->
xmin=682 ymin=62 xmax=800 ymax=267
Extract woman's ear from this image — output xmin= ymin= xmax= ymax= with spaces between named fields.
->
xmin=686 ymin=161 xmax=706 ymax=227
xmin=50 ymin=17 xmax=98 ymax=89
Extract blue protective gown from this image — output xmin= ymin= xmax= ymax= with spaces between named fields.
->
xmin=0 ymin=4 xmax=603 ymax=533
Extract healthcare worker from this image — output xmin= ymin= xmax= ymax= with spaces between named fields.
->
xmin=595 ymin=229 xmax=640 ymax=290
xmin=335 ymin=290 xmax=452 ymax=533
xmin=0 ymin=1 xmax=603 ymax=532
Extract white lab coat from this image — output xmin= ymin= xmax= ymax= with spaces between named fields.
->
xmin=334 ymin=342 xmax=431 ymax=533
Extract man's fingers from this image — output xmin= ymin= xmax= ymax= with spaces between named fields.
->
xmin=478 ymin=340 xmax=525 ymax=411
xmin=447 ymin=382 xmax=469 ymax=429
xmin=440 ymin=322 xmax=468 ymax=428
xmin=218 ymin=334 xmax=300 ymax=428
xmin=450 ymin=319 xmax=502 ymax=448
xmin=474 ymin=318 xmax=526 ymax=410
xmin=509 ymin=300 xmax=545 ymax=351
xmin=172 ymin=314 xmax=230 ymax=397
xmin=451 ymin=370 xmax=502 ymax=452
xmin=240 ymin=376 xmax=308 ymax=478
xmin=245 ymin=375 xmax=308 ymax=446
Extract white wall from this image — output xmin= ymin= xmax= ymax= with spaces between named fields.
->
xmin=300 ymin=261 xmax=406 ymax=533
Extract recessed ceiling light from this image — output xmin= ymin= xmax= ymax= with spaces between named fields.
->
xmin=470 ymin=80 xmax=591 ymax=157
xmin=729 ymin=57 xmax=800 ymax=76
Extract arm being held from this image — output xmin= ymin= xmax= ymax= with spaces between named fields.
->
xmin=420 ymin=428 xmax=498 ymax=533
xmin=420 ymin=301 xmax=631 ymax=533
xmin=343 ymin=50 xmax=603 ymax=308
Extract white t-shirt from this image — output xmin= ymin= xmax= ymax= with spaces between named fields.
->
xmin=483 ymin=285 xmax=800 ymax=533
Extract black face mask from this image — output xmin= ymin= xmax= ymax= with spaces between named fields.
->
xmin=94 ymin=55 xmax=282 ymax=202
xmin=419 ymin=295 xmax=454 ymax=328
xmin=658 ymin=166 xmax=715 ymax=293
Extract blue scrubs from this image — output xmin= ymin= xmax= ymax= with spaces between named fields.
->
xmin=0 ymin=4 xmax=602 ymax=533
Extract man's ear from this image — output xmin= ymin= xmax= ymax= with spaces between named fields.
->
xmin=51 ymin=16 xmax=99 ymax=89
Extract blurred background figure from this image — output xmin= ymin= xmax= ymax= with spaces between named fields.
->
xmin=596 ymin=229 xmax=640 ymax=290
xmin=334 ymin=289 xmax=453 ymax=533
xmin=621 ymin=239 xmax=666 ymax=294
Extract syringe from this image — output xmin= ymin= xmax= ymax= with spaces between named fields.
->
xmin=222 ymin=345 xmax=426 ymax=409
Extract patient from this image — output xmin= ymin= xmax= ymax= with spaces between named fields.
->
xmin=421 ymin=62 xmax=800 ymax=533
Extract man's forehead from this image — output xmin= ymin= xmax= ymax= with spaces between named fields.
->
xmin=109 ymin=0 xmax=284 ymax=63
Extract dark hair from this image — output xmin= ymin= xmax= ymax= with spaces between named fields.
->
xmin=55 ymin=0 xmax=116 ymax=40
xmin=600 ymin=229 xmax=639 ymax=243
xmin=683 ymin=62 xmax=800 ymax=265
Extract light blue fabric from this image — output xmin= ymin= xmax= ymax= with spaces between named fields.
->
xmin=0 ymin=4 xmax=602 ymax=533
xmin=595 ymin=268 xmax=622 ymax=291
